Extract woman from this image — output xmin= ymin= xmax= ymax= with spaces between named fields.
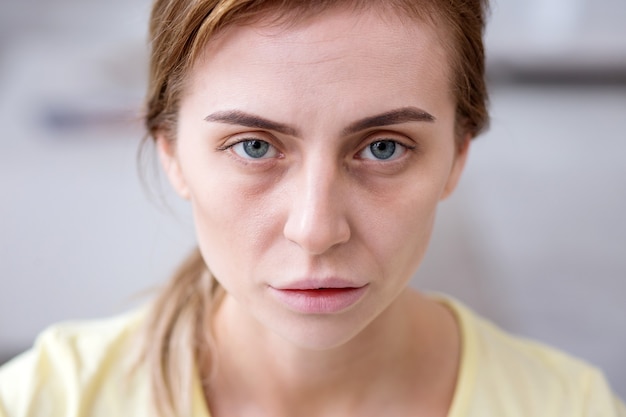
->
xmin=0 ymin=0 xmax=624 ymax=416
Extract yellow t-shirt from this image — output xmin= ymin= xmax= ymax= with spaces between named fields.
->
xmin=1 ymin=300 xmax=624 ymax=417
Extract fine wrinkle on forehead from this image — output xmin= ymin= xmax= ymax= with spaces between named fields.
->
xmin=185 ymin=4 xmax=456 ymax=124
xmin=195 ymin=4 xmax=450 ymax=70
xmin=190 ymin=1 xmax=456 ymax=92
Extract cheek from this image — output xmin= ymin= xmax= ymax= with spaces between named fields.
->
xmin=187 ymin=174 xmax=286 ymax=284
xmin=354 ymin=156 xmax=453 ymax=278
xmin=174 ymin=133 xmax=277 ymax=255
xmin=363 ymin=187 xmax=439 ymax=272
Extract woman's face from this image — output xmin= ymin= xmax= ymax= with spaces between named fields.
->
xmin=159 ymin=7 xmax=468 ymax=349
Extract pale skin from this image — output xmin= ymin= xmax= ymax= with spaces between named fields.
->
xmin=159 ymin=7 xmax=469 ymax=417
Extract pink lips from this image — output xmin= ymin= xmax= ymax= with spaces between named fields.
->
xmin=270 ymin=279 xmax=368 ymax=314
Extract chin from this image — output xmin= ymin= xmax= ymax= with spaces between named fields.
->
xmin=255 ymin=299 xmax=389 ymax=351
xmin=274 ymin=316 xmax=373 ymax=351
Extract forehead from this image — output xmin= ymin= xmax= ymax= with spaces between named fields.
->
xmin=184 ymin=7 xmax=454 ymax=125
xmin=198 ymin=6 xmax=450 ymax=73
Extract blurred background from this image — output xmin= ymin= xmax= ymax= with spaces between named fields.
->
xmin=1 ymin=0 xmax=625 ymax=398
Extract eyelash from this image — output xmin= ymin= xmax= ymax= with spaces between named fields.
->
xmin=356 ymin=138 xmax=416 ymax=162
xmin=217 ymin=136 xmax=281 ymax=161
xmin=217 ymin=134 xmax=417 ymax=164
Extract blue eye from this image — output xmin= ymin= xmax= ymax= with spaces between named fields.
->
xmin=360 ymin=140 xmax=404 ymax=161
xmin=232 ymin=139 xmax=278 ymax=159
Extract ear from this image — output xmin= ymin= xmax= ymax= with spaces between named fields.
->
xmin=156 ymin=134 xmax=191 ymax=200
xmin=440 ymin=134 xmax=471 ymax=201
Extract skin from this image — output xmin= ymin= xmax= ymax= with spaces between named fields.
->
xmin=159 ymin=6 xmax=469 ymax=417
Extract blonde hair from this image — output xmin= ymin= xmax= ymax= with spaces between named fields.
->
xmin=140 ymin=0 xmax=490 ymax=415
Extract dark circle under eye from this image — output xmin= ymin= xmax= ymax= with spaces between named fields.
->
xmin=369 ymin=140 xmax=396 ymax=160
xmin=243 ymin=140 xmax=270 ymax=158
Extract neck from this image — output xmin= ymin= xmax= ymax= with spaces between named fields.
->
xmin=204 ymin=290 xmax=460 ymax=417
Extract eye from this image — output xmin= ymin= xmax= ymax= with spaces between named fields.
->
xmin=232 ymin=139 xmax=279 ymax=159
xmin=359 ymin=140 xmax=406 ymax=161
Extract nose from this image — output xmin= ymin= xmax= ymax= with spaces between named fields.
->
xmin=283 ymin=160 xmax=351 ymax=255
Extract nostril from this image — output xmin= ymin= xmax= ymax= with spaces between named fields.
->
xmin=282 ymin=173 xmax=351 ymax=254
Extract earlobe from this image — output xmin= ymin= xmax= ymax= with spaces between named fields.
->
xmin=156 ymin=134 xmax=191 ymax=200
xmin=440 ymin=135 xmax=471 ymax=201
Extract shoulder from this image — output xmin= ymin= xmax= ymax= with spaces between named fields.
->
xmin=441 ymin=298 xmax=626 ymax=417
xmin=0 ymin=309 xmax=150 ymax=417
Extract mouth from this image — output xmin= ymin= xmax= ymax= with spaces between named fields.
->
xmin=269 ymin=281 xmax=369 ymax=314
xmin=273 ymin=277 xmax=366 ymax=291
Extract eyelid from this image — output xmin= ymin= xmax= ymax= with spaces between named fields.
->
xmin=217 ymin=130 xmax=272 ymax=149
xmin=360 ymin=130 xmax=417 ymax=148
xmin=216 ymin=132 xmax=283 ymax=161
xmin=355 ymin=132 xmax=417 ymax=161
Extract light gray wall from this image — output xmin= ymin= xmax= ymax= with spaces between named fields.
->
xmin=1 ymin=0 xmax=625 ymax=398
xmin=414 ymin=84 xmax=626 ymax=396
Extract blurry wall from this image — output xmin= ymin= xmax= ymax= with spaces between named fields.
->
xmin=1 ymin=0 xmax=625 ymax=397
xmin=0 ymin=0 xmax=196 ymax=359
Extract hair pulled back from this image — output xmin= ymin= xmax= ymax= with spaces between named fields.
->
xmin=140 ymin=1 xmax=489 ymax=415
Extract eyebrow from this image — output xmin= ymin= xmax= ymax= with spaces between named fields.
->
xmin=204 ymin=106 xmax=435 ymax=137
xmin=204 ymin=110 xmax=299 ymax=136
xmin=342 ymin=107 xmax=435 ymax=136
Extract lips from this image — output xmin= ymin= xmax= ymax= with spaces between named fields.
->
xmin=272 ymin=277 xmax=366 ymax=291
xmin=269 ymin=279 xmax=368 ymax=314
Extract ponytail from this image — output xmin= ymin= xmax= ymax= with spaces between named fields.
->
xmin=137 ymin=247 xmax=223 ymax=417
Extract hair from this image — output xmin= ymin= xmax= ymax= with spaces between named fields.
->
xmin=139 ymin=0 xmax=490 ymax=415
